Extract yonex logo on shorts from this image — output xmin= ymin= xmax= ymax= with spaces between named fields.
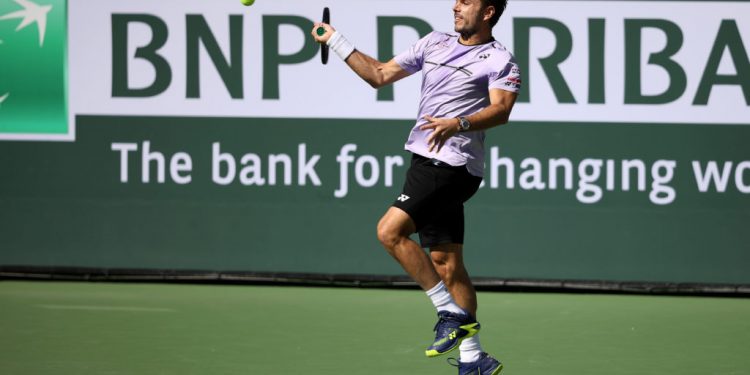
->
xmin=397 ymin=194 xmax=410 ymax=202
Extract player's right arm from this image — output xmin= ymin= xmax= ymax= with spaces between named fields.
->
xmin=344 ymin=53 xmax=412 ymax=88
xmin=311 ymin=23 xmax=412 ymax=88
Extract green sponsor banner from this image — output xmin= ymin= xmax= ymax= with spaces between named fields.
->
xmin=0 ymin=0 xmax=67 ymax=137
xmin=1 ymin=0 xmax=748 ymax=286
xmin=1 ymin=117 xmax=748 ymax=284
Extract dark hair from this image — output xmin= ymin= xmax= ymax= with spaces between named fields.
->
xmin=481 ymin=0 xmax=508 ymax=27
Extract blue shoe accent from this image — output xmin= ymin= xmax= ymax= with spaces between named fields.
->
xmin=448 ymin=352 xmax=504 ymax=375
xmin=425 ymin=310 xmax=480 ymax=357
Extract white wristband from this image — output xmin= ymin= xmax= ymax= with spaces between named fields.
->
xmin=326 ymin=31 xmax=356 ymax=61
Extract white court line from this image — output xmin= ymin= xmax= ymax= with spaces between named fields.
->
xmin=37 ymin=305 xmax=175 ymax=313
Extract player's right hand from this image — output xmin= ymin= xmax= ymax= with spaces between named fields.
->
xmin=311 ymin=23 xmax=335 ymax=44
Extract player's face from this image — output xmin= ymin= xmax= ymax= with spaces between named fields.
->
xmin=453 ymin=0 xmax=490 ymax=35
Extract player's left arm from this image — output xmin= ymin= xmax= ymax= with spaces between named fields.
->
xmin=459 ymin=88 xmax=518 ymax=131
xmin=422 ymin=89 xmax=518 ymax=153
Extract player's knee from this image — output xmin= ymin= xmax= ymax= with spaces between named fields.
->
xmin=376 ymin=222 xmax=401 ymax=251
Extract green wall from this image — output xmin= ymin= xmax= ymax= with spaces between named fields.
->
xmin=1 ymin=116 xmax=748 ymax=284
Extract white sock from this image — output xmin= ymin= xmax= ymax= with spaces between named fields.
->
xmin=426 ymin=281 xmax=464 ymax=314
xmin=459 ymin=334 xmax=483 ymax=363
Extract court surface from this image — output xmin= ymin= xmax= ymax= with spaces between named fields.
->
xmin=1 ymin=281 xmax=749 ymax=374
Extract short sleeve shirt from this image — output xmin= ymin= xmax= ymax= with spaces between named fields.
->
xmin=394 ymin=31 xmax=521 ymax=177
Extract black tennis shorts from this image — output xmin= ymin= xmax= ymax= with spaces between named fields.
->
xmin=392 ymin=153 xmax=483 ymax=248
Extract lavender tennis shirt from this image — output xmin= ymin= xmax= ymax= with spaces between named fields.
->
xmin=394 ymin=31 xmax=521 ymax=177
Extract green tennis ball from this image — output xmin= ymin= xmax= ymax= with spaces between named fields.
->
xmin=240 ymin=0 xmax=255 ymax=6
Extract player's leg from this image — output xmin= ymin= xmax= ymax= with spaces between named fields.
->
xmin=378 ymin=207 xmax=468 ymax=319
xmin=376 ymin=206 xmax=441 ymax=290
xmin=420 ymin=201 xmax=482 ymax=357
xmin=377 ymin=207 xmax=464 ymax=316
xmin=421 ymin=166 xmax=500 ymax=368
xmin=380 ymin=154 xmax=464 ymax=293
xmin=429 ymin=247 xmax=502 ymax=373
xmin=430 ymin=243 xmax=477 ymax=316
xmin=430 ymin=243 xmax=490 ymax=367
xmin=381 ymin=154 xmax=469 ymax=357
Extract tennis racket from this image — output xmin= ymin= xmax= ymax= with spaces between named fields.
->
xmin=316 ymin=7 xmax=330 ymax=65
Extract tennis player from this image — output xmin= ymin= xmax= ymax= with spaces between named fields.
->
xmin=313 ymin=1 xmax=519 ymax=373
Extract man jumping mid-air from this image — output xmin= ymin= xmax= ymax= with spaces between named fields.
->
xmin=312 ymin=1 xmax=520 ymax=373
